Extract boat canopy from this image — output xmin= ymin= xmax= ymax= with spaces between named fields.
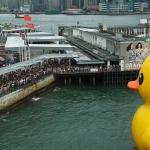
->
xmin=5 ymin=36 xmax=26 ymax=51
xmin=7 ymin=35 xmax=66 ymax=42
xmin=5 ymin=36 xmax=71 ymax=51
xmin=7 ymin=32 xmax=55 ymax=37
xmin=2 ymin=25 xmax=40 ymax=32
xmin=28 ymin=44 xmax=74 ymax=50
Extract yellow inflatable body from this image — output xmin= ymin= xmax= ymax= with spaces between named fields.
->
xmin=128 ymin=55 xmax=150 ymax=150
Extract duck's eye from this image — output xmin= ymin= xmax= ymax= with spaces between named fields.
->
xmin=139 ymin=73 xmax=144 ymax=85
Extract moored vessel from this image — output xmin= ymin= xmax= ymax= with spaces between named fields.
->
xmin=15 ymin=12 xmax=24 ymax=18
xmin=45 ymin=9 xmax=61 ymax=15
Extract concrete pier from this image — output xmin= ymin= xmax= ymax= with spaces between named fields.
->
xmin=0 ymin=74 xmax=55 ymax=113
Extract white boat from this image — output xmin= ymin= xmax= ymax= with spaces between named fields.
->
xmin=0 ymin=23 xmax=40 ymax=63
xmin=15 ymin=12 xmax=24 ymax=18
xmin=0 ymin=22 xmax=92 ymax=66
xmin=1 ymin=23 xmax=71 ymax=61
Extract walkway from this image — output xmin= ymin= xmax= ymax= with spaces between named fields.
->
xmin=65 ymin=36 xmax=119 ymax=60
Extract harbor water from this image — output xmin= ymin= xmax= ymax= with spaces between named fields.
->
xmin=0 ymin=85 xmax=143 ymax=150
xmin=0 ymin=14 xmax=147 ymax=150
xmin=0 ymin=13 xmax=150 ymax=34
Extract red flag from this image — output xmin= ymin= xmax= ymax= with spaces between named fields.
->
xmin=27 ymin=23 xmax=35 ymax=28
xmin=24 ymin=15 xmax=32 ymax=21
xmin=24 ymin=15 xmax=28 ymax=20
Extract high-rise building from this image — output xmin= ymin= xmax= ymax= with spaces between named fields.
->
xmin=111 ymin=0 xmax=126 ymax=4
xmin=9 ymin=0 xmax=147 ymax=12
xmin=0 ymin=0 xmax=9 ymax=8
xmin=43 ymin=0 xmax=48 ymax=10
xmin=31 ymin=0 xmax=39 ymax=11
xmin=30 ymin=0 xmax=44 ymax=12
xmin=24 ymin=0 xmax=30 ymax=5
xmin=88 ymin=0 xmax=98 ymax=5
xmin=59 ymin=0 xmax=84 ymax=10
xmin=53 ymin=0 xmax=60 ymax=9
xmin=49 ymin=0 xmax=60 ymax=9
xmin=84 ymin=0 xmax=88 ymax=7
xmin=71 ymin=0 xmax=84 ymax=8
xmin=13 ymin=0 xmax=18 ymax=10
xmin=65 ymin=0 xmax=72 ymax=9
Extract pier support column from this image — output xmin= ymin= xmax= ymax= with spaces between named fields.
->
xmin=107 ymin=60 xmax=110 ymax=67
xmin=69 ymin=77 xmax=71 ymax=85
xmin=90 ymin=76 xmax=92 ymax=82
xmin=76 ymin=76 xmax=78 ymax=83
xmin=93 ymin=75 xmax=95 ymax=86
xmin=119 ymin=60 xmax=124 ymax=71
xmin=79 ymin=76 xmax=81 ymax=85
xmin=65 ymin=76 xmax=67 ymax=86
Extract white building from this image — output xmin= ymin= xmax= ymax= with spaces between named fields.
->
xmin=24 ymin=5 xmax=30 ymax=12
xmin=134 ymin=2 xmax=140 ymax=11
xmin=140 ymin=2 xmax=149 ymax=11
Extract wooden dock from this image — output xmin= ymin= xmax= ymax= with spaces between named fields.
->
xmin=54 ymin=70 xmax=139 ymax=86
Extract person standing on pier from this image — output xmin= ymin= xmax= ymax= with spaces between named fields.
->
xmin=126 ymin=43 xmax=136 ymax=70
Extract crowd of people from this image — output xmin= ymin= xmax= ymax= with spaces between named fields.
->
xmin=0 ymin=58 xmax=121 ymax=96
xmin=0 ymin=63 xmax=52 ymax=95
xmin=52 ymin=64 xmax=121 ymax=74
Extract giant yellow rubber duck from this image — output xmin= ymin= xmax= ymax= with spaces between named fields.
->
xmin=128 ymin=55 xmax=150 ymax=150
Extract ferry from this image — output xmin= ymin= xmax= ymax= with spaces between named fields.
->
xmin=45 ymin=9 xmax=61 ymax=15
xmin=0 ymin=23 xmax=80 ymax=62
xmin=0 ymin=23 xmax=40 ymax=42
xmin=15 ymin=12 xmax=24 ymax=18
xmin=0 ymin=21 xmax=100 ymax=65
xmin=0 ymin=23 xmax=40 ymax=62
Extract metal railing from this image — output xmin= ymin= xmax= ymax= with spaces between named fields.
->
xmin=0 ymin=71 xmax=53 ymax=97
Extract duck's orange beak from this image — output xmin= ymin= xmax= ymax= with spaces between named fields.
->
xmin=127 ymin=79 xmax=139 ymax=92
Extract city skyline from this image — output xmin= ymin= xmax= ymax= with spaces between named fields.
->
xmin=0 ymin=0 xmax=149 ymax=12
